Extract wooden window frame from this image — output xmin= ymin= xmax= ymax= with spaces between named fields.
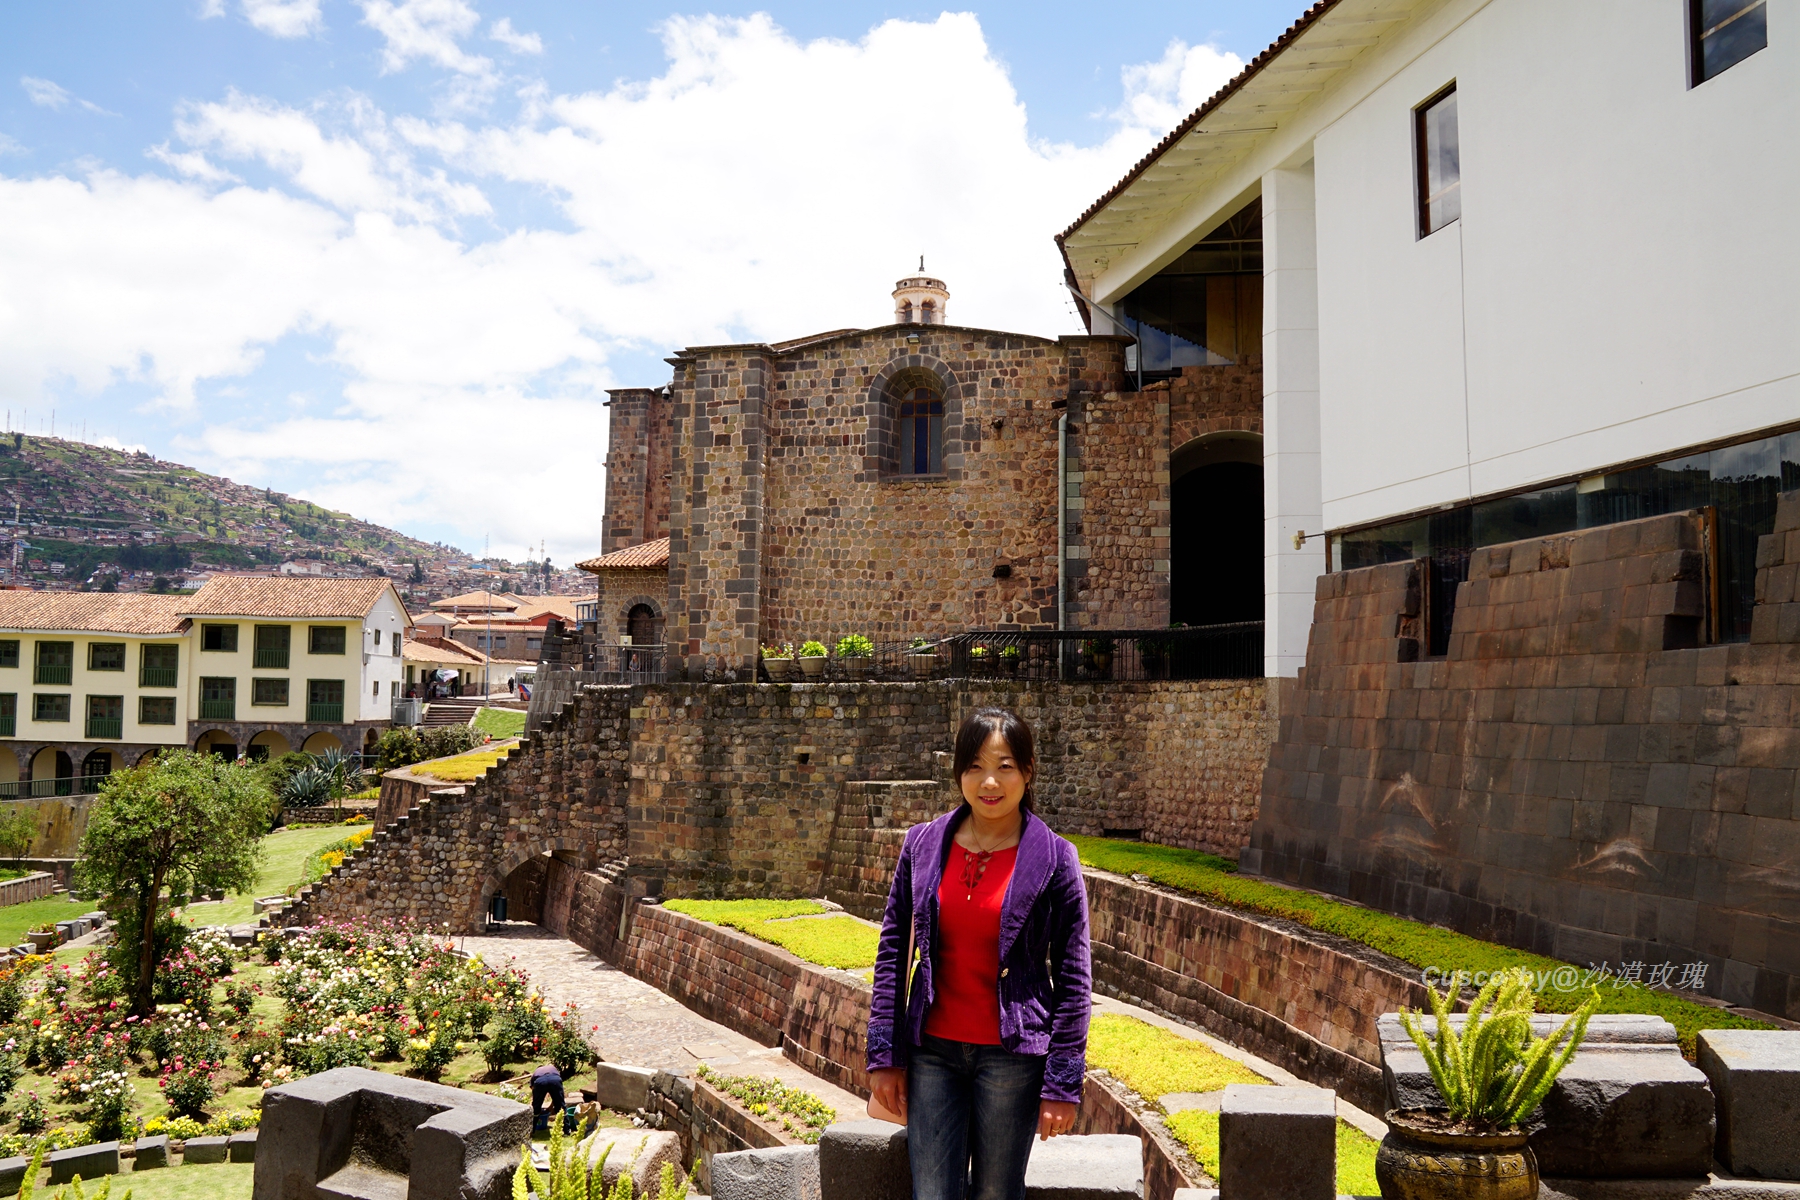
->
xmin=1414 ymin=82 xmax=1460 ymax=240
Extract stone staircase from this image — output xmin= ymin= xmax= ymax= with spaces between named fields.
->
xmin=422 ymin=700 xmax=480 ymax=727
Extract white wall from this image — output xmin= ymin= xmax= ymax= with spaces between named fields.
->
xmin=1314 ymin=0 xmax=1799 ymax=531
xmin=359 ymin=590 xmax=409 ymax=721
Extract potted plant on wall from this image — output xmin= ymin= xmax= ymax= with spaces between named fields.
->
xmin=1376 ymin=967 xmax=1600 ymax=1200
xmin=999 ymin=644 xmax=1022 ymax=677
xmin=968 ymin=643 xmax=992 ymax=677
xmin=761 ymin=643 xmax=795 ymax=682
xmin=906 ymin=636 xmax=938 ymax=678
xmin=797 ymin=640 xmax=829 ymax=679
xmin=1082 ymin=637 xmax=1116 ymax=679
xmin=836 ymin=634 xmax=874 ymax=680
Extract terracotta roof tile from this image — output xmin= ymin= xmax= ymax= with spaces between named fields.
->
xmin=403 ymin=638 xmax=489 ymax=666
xmin=181 ymin=576 xmax=399 ymax=620
xmin=577 ymin=538 xmax=671 ymax=572
xmin=0 ymin=591 xmax=191 ymax=635
xmin=431 ymin=591 xmax=521 ymax=611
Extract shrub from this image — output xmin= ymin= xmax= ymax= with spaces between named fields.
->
xmin=83 ymin=1068 xmax=134 ymax=1140
xmin=0 ymin=962 xmax=32 ymax=1023
xmin=797 ymin=640 xmax=827 ymax=658
xmin=15 ymin=1090 xmax=46 ymax=1133
xmin=159 ymin=1056 xmax=219 ymax=1118
xmin=405 ymin=1022 xmax=459 ymax=1081
xmin=0 ymin=1053 xmax=20 ymax=1102
xmin=545 ymin=1006 xmax=595 ymax=1079
xmin=834 ymin=634 xmax=873 ymax=658
xmin=696 ymin=1066 xmax=836 ymax=1144
xmin=226 ymin=981 xmax=256 ymax=1018
xmin=281 ymin=763 xmax=335 ymax=808
xmin=760 ymin=644 xmax=793 ymax=658
xmin=236 ymin=1028 xmax=280 ymax=1082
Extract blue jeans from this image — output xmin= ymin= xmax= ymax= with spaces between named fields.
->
xmin=531 ymin=1077 xmax=565 ymax=1130
xmin=907 ymin=1035 xmax=1045 ymax=1200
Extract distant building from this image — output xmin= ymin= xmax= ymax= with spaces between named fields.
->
xmin=0 ymin=576 xmax=410 ymax=790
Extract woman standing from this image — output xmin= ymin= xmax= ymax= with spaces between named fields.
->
xmin=867 ymin=707 xmax=1092 ymax=1200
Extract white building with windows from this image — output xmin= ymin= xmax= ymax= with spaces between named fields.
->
xmin=1058 ymin=0 xmax=1792 ymax=674
xmin=0 ymin=576 xmax=410 ymax=793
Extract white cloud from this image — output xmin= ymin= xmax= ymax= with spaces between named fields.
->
xmin=21 ymin=77 xmax=71 ymax=110
xmin=21 ymin=76 xmax=119 ymax=116
xmin=198 ymin=0 xmax=227 ymax=18
xmin=488 ymin=17 xmax=541 ymax=55
xmin=0 ymin=12 xmax=1172 ymax=561
xmin=241 ymin=0 xmax=324 ymax=39
xmin=359 ymin=0 xmax=491 ymax=76
xmin=1116 ymin=39 xmax=1246 ymax=135
xmin=0 ymin=134 xmax=22 ymax=157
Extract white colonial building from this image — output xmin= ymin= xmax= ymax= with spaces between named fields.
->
xmin=0 ymin=576 xmax=410 ymax=792
xmin=1059 ymin=0 xmax=1793 ymax=674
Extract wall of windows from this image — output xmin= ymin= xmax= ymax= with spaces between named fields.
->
xmin=1335 ymin=428 xmax=1800 ymax=646
xmin=1116 ymin=198 xmax=1262 ymax=381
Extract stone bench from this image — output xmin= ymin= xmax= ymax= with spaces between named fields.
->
xmin=1699 ymin=1029 xmax=1800 ymax=1181
xmin=1380 ymin=1012 xmax=1714 ymax=1178
xmin=255 ymin=1066 xmax=530 ymax=1200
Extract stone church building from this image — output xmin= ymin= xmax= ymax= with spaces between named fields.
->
xmin=586 ymin=273 xmax=1266 ymax=679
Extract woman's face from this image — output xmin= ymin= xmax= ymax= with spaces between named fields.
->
xmin=960 ymin=729 xmax=1031 ymax=823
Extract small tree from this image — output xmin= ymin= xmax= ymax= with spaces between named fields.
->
xmin=0 ymin=808 xmax=35 ymax=867
xmin=76 ymin=751 xmax=270 ymax=1016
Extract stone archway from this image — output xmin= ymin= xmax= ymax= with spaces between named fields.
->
xmin=301 ymin=731 xmax=344 ymax=754
xmin=481 ymin=838 xmax=595 ymax=937
xmin=247 ymin=730 xmax=292 ymax=763
xmin=28 ymin=748 xmax=73 ymax=795
xmin=194 ymin=729 xmax=239 ymax=761
xmin=0 ymin=748 xmax=18 ymax=787
xmin=862 ymin=353 xmax=967 ymax=482
xmin=1170 ymin=430 xmax=1264 ymax=627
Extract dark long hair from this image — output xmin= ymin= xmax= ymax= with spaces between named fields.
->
xmin=952 ymin=707 xmax=1037 ymax=815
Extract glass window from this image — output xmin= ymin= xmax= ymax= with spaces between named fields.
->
xmin=1115 ymin=197 xmax=1263 ymax=378
xmin=88 ymin=643 xmax=126 ymax=672
xmin=254 ymin=625 xmax=291 ymax=668
xmin=140 ymin=696 xmax=177 ymax=725
xmin=34 ymin=642 xmax=72 ymax=685
xmin=33 ymin=694 xmax=70 ymax=722
xmin=0 ymin=694 xmax=14 ymax=736
xmin=86 ymin=695 xmax=124 ymax=739
xmin=140 ymin=644 xmax=179 ymax=688
xmin=309 ymin=678 xmax=344 ymax=705
xmin=0 ymin=641 xmax=17 ymax=669
xmin=897 ymin=388 xmax=944 ymax=476
xmin=252 ymin=678 xmax=290 ymax=707
xmin=201 ymin=624 xmax=238 ymax=652
xmin=202 ymin=676 xmax=236 ymax=703
xmin=1331 ymin=428 xmax=1800 ymax=645
xmin=1416 ymin=85 xmax=1460 ymax=237
xmin=309 ymin=626 xmax=346 ymax=655
xmin=1692 ymin=0 xmax=1767 ymax=84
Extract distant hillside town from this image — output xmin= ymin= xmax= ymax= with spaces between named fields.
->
xmin=0 ymin=435 xmax=590 ymax=603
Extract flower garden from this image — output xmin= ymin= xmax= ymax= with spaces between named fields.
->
xmin=0 ymin=921 xmax=594 ymax=1160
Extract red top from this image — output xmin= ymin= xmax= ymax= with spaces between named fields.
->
xmin=924 ymin=843 xmax=1018 ymax=1045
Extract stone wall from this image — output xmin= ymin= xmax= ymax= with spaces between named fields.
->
xmin=284 ymin=686 xmax=634 ymax=931
xmin=601 ymin=387 xmax=671 ymax=556
xmin=303 ymin=676 xmax=1277 ymax=927
xmin=1251 ymin=500 xmax=1800 ymax=1020
xmin=0 ymin=872 xmax=54 ymax=909
xmin=1062 ymin=383 xmax=1170 ymax=631
xmin=1165 ymin=358 xmax=1263 ymax=453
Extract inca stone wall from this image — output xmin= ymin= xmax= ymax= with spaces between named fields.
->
xmin=1165 ymin=357 xmax=1263 ymax=452
xmin=1251 ymin=498 xmax=1800 ymax=1020
xmin=296 ymin=676 xmax=1276 ymax=927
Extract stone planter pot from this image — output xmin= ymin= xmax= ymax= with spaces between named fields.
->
xmin=1375 ymin=1109 xmax=1538 ymax=1200
xmin=905 ymin=652 xmax=938 ymax=678
xmin=763 ymin=657 xmax=794 ymax=682
xmin=25 ymin=930 xmax=58 ymax=951
xmin=844 ymin=657 xmax=871 ymax=680
xmin=968 ymin=655 xmax=993 ymax=677
xmin=1000 ymin=656 xmax=1021 ymax=677
xmin=798 ymin=656 xmax=827 ymax=679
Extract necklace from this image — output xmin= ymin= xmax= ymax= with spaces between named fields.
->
xmin=959 ymin=827 xmax=1008 ymax=899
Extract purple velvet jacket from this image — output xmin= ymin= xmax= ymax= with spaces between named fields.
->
xmin=864 ymin=805 xmax=1092 ymax=1103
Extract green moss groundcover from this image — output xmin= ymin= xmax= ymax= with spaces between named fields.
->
xmin=1069 ymin=835 xmax=1768 ymax=1055
xmin=659 ymin=900 xmax=880 ymax=970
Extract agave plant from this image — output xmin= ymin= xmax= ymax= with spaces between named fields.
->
xmin=280 ymin=763 xmax=335 ymax=808
xmin=1398 ymin=966 xmax=1600 ymax=1129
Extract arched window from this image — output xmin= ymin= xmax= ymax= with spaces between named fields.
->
xmin=898 ymin=387 xmax=944 ymax=476
xmin=627 ymin=604 xmax=658 ymax=644
xmin=899 ymin=301 xmax=914 ymax=324
xmin=920 ymin=299 xmax=936 ymax=325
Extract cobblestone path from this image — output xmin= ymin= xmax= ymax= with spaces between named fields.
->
xmin=461 ymin=922 xmax=865 ymax=1116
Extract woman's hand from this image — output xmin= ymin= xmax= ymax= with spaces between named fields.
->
xmin=869 ymin=1067 xmax=908 ymax=1122
xmin=1037 ymin=1099 xmax=1077 ymax=1140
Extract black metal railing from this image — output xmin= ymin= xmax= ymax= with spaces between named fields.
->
xmin=550 ymin=643 xmax=669 ymax=684
xmin=0 ymin=775 xmax=109 ymax=798
xmin=944 ymin=624 xmax=1264 ymax=682
xmin=752 ymin=624 xmax=1265 ymax=684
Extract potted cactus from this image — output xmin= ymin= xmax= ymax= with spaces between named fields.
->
xmin=836 ymin=634 xmax=874 ymax=680
xmin=761 ymin=643 xmax=795 ymax=682
xmin=1376 ymin=967 xmax=1599 ymax=1200
xmin=797 ymin=640 xmax=829 ymax=679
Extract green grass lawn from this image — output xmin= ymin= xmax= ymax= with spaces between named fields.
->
xmin=473 ymin=707 xmax=527 ymax=739
xmin=0 ymin=895 xmax=92 ymax=947
xmin=1086 ymin=1014 xmax=1267 ymax=1099
xmin=1166 ymin=1109 xmax=1379 ymax=1196
xmin=661 ymin=899 xmax=880 ymax=970
xmin=64 ymin=1161 xmax=255 ymax=1200
xmin=1069 ymin=835 xmax=1771 ymax=1055
xmin=175 ymin=825 xmax=359 ymax=929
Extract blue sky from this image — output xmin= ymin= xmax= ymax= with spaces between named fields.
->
xmin=0 ymin=1 xmax=1299 ymax=561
